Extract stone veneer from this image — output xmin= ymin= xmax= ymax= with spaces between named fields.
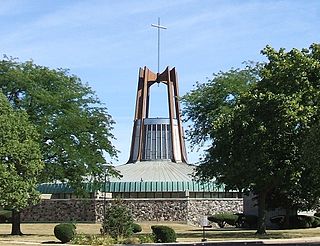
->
xmin=21 ymin=198 xmax=243 ymax=226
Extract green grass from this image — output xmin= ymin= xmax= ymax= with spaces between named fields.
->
xmin=0 ymin=222 xmax=320 ymax=245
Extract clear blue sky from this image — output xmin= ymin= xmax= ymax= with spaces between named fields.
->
xmin=1 ymin=0 xmax=319 ymax=165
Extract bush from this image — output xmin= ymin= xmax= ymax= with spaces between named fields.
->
xmin=54 ymin=223 xmax=76 ymax=243
xmin=270 ymin=215 xmax=320 ymax=229
xmin=235 ymin=213 xmax=258 ymax=229
xmin=72 ymin=234 xmax=115 ymax=245
xmin=312 ymin=216 xmax=320 ymax=227
xmin=121 ymin=237 xmax=140 ymax=244
xmin=207 ymin=212 xmax=238 ymax=228
xmin=138 ymin=234 xmax=155 ymax=243
xmin=132 ymin=223 xmax=142 ymax=233
xmin=314 ymin=212 xmax=320 ymax=218
xmin=101 ymin=200 xmax=134 ymax=239
xmin=151 ymin=225 xmax=176 ymax=243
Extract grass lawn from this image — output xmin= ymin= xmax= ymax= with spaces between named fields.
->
xmin=0 ymin=222 xmax=320 ymax=245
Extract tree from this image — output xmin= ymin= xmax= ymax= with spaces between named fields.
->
xmin=101 ymin=200 xmax=134 ymax=239
xmin=182 ymin=44 xmax=320 ymax=234
xmin=0 ymin=57 xmax=118 ymax=191
xmin=182 ymin=63 xmax=259 ymax=147
xmin=0 ymin=92 xmax=44 ymax=235
xmin=181 ymin=63 xmax=259 ymax=188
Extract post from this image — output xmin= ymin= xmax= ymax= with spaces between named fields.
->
xmin=199 ymin=215 xmax=209 ymax=242
xmin=202 ymin=226 xmax=207 ymax=242
xmin=102 ymin=164 xmax=108 ymax=220
xmin=103 ymin=170 xmax=106 ymax=218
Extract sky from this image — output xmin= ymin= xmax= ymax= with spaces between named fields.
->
xmin=1 ymin=0 xmax=319 ymax=165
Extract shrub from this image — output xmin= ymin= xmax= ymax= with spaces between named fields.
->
xmin=132 ymin=223 xmax=142 ymax=233
xmin=314 ymin=212 xmax=320 ymax=217
xmin=72 ymin=234 xmax=115 ymax=245
xmin=101 ymin=200 xmax=134 ymax=239
xmin=54 ymin=223 xmax=76 ymax=243
xmin=138 ymin=234 xmax=155 ymax=243
xmin=151 ymin=225 xmax=176 ymax=243
xmin=235 ymin=213 xmax=258 ymax=229
xmin=270 ymin=215 xmax=320 ymax=229
xmin=207 ymin=212 xmax=238 ymax=228
xmin=121 ymin=237 xmax=140 ymax=244
xmin=312 ymin=216 xmax=320 ymax=227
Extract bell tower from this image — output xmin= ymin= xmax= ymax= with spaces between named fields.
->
xmin=127 ymin=66 xmax=188 ymax=163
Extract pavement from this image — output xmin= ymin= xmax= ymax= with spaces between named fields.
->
xmin=155 ymin=238 xmax=320 ymax=246
xmin=2 ymin=238 xmax=320 ymax=246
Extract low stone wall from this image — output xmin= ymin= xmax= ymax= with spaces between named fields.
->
xmin=95 ymin=199 xmax=188 ymax=222
xmin=22 ymin=198 xmax=243 ymax=225
xmin=21 ymin=199 xmax=96 ymax=222
xmin=187 ymin=199 xmax=243 ymax=225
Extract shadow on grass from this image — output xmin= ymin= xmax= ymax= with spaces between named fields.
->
xmin=41 ymin=241 xmax=62 ymax=244
xmin=0 ymin=233 xmax=51 ymax=237
xmin=176 ymin=231 xmax=290 ymax=240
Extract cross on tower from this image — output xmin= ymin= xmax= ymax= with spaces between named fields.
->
xmin=151 ymin=17 xmax=167 ymax=75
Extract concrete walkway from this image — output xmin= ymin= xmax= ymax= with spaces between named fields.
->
xmin=157 ymin=237 xmax=320 ymax=246
xmin=2 ymin=237 xmax=320 ymax=246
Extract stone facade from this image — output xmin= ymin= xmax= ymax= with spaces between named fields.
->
xmin=187 ymin=199 xmax=243 ymax=225
xmin=21 ymin=198 xmax=243 ymax=226
xmin=21 ymin=199 xmax=96 ymax=222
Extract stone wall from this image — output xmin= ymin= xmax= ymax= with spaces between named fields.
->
xmin=21 ymin=198 xmax=243 ymax=225
xmin=21 ymin=199 xmax=96 ymax=222
xmin=187 ymin=199 xmax=243 ymax=225
xmin=95 ymin=199 xmax=188 ymax=222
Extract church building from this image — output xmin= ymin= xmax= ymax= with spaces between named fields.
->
xmin=24 ymin=66 xmax=242 ymax=224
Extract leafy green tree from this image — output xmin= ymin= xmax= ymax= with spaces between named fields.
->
xmin=182 ymin=64 xmax=259 ymax=190
xmin=0 ymin=57 xmax=118 ymax=191
xmin=296 ymin=119 xmax=320 ymax=209
xmin=0 ymin=92 xmax=44 ymax=235
xmin=182 ymin=63 xmax=260 ymax=148
xmin=183 ymin=44 xmax=320 ymax=234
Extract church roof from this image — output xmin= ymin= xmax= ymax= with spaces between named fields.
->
xmin=37 ymin=181 xmax=224 ymax=193
xmin=36 ymin=161 xmax=226 ymax=194
xmin=111 ymin=161 xmax=195 ymax=182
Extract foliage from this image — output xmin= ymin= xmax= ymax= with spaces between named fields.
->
xmin=0 ymin=57 xmax=118 ymax=192
xmin=270 ymin=215 xmax=320 ymax=229
xmin=0 ymin=92 xmax=44 ymax=209
xmin=0 ymin=92 xmax=44 ymax=234
xmin=183 ymin=44 xmax=320 ymax=234
xmin=236 ymin=214 xmax=258 ymax=229
xmin=132 ymin=223 xmax=142 ymax=233
xmin=120 ymin=237 xmax=140 ymax=244
xmin=101 ymin=200 xmax=134 ymax=239
xmin=138 ymin=233 xmax=155 ymax=243
xmin=72 ymin=233 xmax=115 ymax=245
xmin=208 ymin=213 xmax=257 ymax=229
xmin=54 ymin=223 xmax=76 ymax=243
xmin=207 ymin=212 xmax=238 ymax=228
xmin=181 ymin=63 xmax=260 ymax=148
xmin=151 ymin=225 xmax=176 ymax=243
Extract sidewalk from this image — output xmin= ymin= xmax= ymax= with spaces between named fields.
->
xmin=2 ymin=237 xmax=320 ymax=246
xmin=157 ymin=237 xmax=320 ymax=246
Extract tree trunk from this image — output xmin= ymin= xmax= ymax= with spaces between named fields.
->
xmin=256 ymin=191 xmax=267 ymax=235
xmin=11 ymin=209 xmax=23 ymax=235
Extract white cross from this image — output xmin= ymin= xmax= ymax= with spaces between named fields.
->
xmin=151 ymin=17 xmax=167 ymax=74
